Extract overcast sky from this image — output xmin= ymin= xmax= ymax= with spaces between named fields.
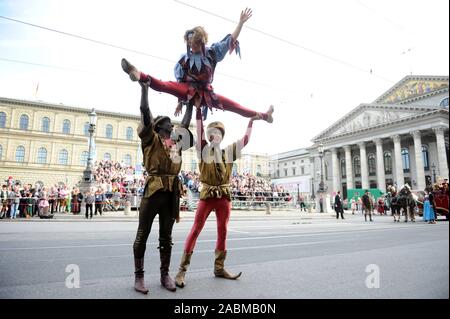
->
xmin=0 ymin=0 xmax=448 ymax=155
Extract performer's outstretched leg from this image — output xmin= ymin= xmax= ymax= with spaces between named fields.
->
xmin=121 ymin=58 xmax=192 ymax=99
xmin=175 ymin=200 xmax=213 ymax=288
xmin=215 ymin=93 xmax=274 ymax=123
xmin=121 ymin=58 xmax=274 ymax=123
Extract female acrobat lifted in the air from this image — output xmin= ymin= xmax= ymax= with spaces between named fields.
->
xmin=121 ymin=8 xmax=274 ymax=122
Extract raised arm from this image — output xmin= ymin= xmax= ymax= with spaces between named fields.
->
xmin=180 ymin=103 xmax=193 ymax=129
xmin=196 ymin=107 xmax=207 ymax=157
xmin=139 ymin=82 xmax=153 ymax=127
xmin=231 ymin=8 xmax=252 ymax=41
xmin=238 ymin=118 xmax=254 ymax=150
xmin=137 ymin=82 xmax=155 ymax=146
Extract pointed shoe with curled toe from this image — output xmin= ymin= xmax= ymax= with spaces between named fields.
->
xmin=121 ymin=58 xmax=141 ymax=82
xmin=214 ymin=250 xmax=242 ymax=280
xmin=265 ymin=105 xmax=274 ymax=123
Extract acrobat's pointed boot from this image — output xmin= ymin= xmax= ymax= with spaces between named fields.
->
xmin=214 ymin=249 xmax=242 ymax=280
xmin=160 ymin=249 xmax=176 ymax=292
xmin=175 ymin=252 xmax=193 ymax=288
xmin=121 ymin=58 xmax=143 ymax=82
xmin=262 ymin=105 xmax=275 ymax=123
xmin=134 ymin=257 xmax=149 ymax=294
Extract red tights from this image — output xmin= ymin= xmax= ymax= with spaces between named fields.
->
xmin=142 ymin=73 xmax=269 ymax=121
xmin=183 ymin=198 xmax=231 ymax=253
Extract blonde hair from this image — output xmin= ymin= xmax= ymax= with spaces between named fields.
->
xmin=184 ymin=26 xmax=208 ymax=45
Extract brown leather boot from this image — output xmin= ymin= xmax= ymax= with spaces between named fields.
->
xmin=214 ymin=250 xmax=242 ymax=280
xmin=121 ymin=58 xmax=141 ymax=82
xmin=160 ymin=249 xmax=176 ymax=292
xmin=134 ymin=257 xmax=149 ymax=294
xmin=175 ymin=252 xmax=193 ymax=288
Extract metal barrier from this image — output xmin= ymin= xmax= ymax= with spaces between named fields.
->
xmin=231 ymin=195 xmax=296 ymax=211
xmin=99 ymin=191 xmax=297 ymax=213
xmin=183 ymin=191 xmax=296 ymax=211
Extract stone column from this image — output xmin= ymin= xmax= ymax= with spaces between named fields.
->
xmin=374 ymin=138 xmax=386 ymax=192
xmin=344 ymin=145 xmax=353 ymax=189
xmin=358 ymin=141 xmax=369 ymax=189
xmin=392 ymin=135 xmax=404 ymax=187
xmin=411 ymin=131 xmax=426 ymax=190
xmin=433 ymin=126 xmax=449 ymax=179
xmin=331 ymin=148 xmax=340 ymax=194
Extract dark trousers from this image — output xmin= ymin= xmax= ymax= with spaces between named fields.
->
xmin=0 ymin=200 xmax=7 ymax=218
xmin=49 ymin=199 xmax=56 ymax=214
xmin=19 ymin=199 xmax=26 ymax=217
xmin=133 ymin=191 xmax=175 ymax=259
xmin=94 ymin=203 xmax=102 ymax=215
xmin=336 ymin=208 xmax=344 ymax=219
xmin=299 ymin=202 xmax=306 ymax=211
xmin=85 ymin=204 xmax=93 ymax=218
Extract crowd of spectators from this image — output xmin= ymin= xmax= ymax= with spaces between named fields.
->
xmin=179 ymin=171 xmax=293 ymax=203
xmin=1 ymin=164 xmax=298 ymax=218
xmin=0 ymin=180 xmax=79 ymax=219
xmin=0 ymin=161 xmax=147 ymax=218
xmin=93 ymin=160 xmax=146 ymax=197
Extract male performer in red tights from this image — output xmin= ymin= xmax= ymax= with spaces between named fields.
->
xmin=174 ymin=105 xmax=263 ymax=288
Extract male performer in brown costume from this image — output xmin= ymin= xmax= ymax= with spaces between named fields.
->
xmin=133 ymin=81 xmax=194 ymax=294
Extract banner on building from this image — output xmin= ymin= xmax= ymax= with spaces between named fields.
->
xmin=272 ymin=176 xmax=311 ymax=193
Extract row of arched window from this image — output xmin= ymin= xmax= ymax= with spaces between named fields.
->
xmin=0 ymin=145 xmax=132 ymax=166
xmin=0 ymin=112 xmax=135 ymax=140
xmin=339 ymin=146 xmax=430 ymax=178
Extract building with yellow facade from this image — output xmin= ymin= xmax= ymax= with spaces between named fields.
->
xmin=0 ymin=97 xmax=269 ymax=187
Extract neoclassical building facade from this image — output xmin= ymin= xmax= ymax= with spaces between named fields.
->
xmin=310 ymin=75 xmax=449 ymax=199
xmin=0 ymin=97 xmax=268 ymax=187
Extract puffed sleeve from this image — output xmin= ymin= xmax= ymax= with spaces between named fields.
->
xmin=174 ymin=54 xmax=186 ymax=82
xmin=210 ymin=34 xmax=241 ymax=63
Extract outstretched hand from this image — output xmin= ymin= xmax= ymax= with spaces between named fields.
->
xmin=239 ymin=8 xmax=252 ymax=24
xmin=174 ymin=101 xmax=183 ymax=117
xmin=139 ymin=81 xmax=149 ymax=90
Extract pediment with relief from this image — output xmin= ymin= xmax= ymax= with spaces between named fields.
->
xmin=377 ymin=78 xmax=448 ymax=104
xmin=327 ymin=107 xmax=424 ymax=138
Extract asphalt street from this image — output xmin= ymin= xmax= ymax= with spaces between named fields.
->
xmin=0 ymin=211 xmax=448 ymax=299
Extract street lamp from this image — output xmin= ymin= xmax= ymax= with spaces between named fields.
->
xmin=83 ymin=109 xmax=97 ymax=188
xmin=431 ymin=163 xmax=436 ymax=183
xmin=318 ymin=143 xmax=325 ymax=192
xmin=315 ymin=143 xmax=329 ymax=214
